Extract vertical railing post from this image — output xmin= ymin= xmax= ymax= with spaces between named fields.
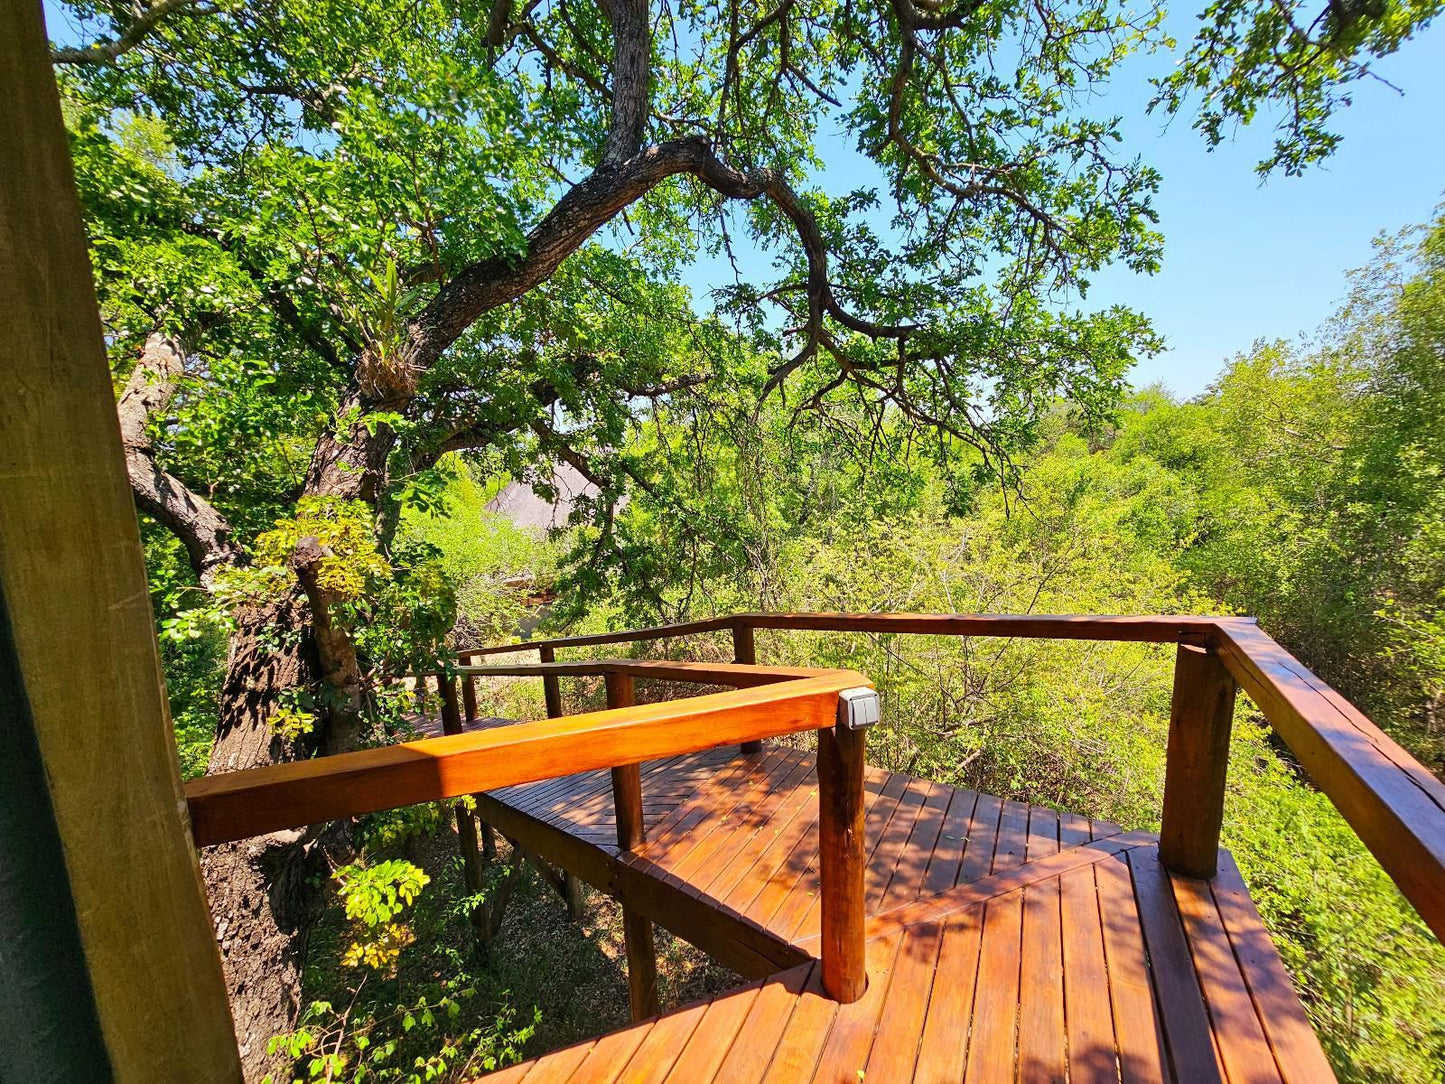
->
xmin=733 ymin=618 xmax=763 ymax=754
xmin=461 ymin=669 xmax=478 ymax=724
xmin=539 ymin=644 xmax=563 ymax=720
xmin=440 ymin=673 xmax=493 ymax=944
xmin=819 ymin=688 xmax=876 ymax=1003
xmin=606 ymin=670 xmax=658 ymax=1020
xmin=539 ymin=647 xmax=582 ymax=910
xmin=451 ymin=666 xmax=497 ymax=861
xmin=607 ymin=672 xmax=645 ymax=850
xmin=1159 ymin=642 xmax=1238 ymax=879
xmin=438 ymin=671 xmax=463 ymax=735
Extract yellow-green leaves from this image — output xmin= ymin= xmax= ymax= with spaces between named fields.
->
xmin=254 ymin=497 xmax=391 ymax=602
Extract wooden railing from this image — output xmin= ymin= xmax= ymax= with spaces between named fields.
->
xmin=180 ymin=611 xmax=1445 ymax=1011
xmin=449 ymin=611 xmax=1445 ymax=943
xmin=184 ymin=659 xmax=876 ymax=1003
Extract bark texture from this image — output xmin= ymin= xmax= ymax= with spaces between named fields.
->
xmin=201 ymin=594 xmax=320 ymax=1081
xmin=117 ymin=332 xmax=242 ymax=586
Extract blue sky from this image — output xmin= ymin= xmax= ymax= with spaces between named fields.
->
xmin=1086 ymin=31 xmax=1445 ymax=397
xmin=679 ymin=23 xmax=1445 ymax=399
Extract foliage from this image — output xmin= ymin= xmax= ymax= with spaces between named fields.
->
xmin=265 ymin=991 xmax=533 ymax=1084
xmin=561 ymin=212 xmax=1445 ymax=1080
xmin=254 ymin=498 xmax=394 ymax=602
xmin=265 ymin=821 xmax=536 ymax=1084
xmin=398 ymin=463 xmax=564 ymax=646
xmin=1107 ymin=215 xmax=1445 ymax=770
xmin=1153 ymin=0 xmax=1442 ymax=175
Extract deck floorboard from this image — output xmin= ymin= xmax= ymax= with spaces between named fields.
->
xmin=408 ymin=725 xmax=1332 ymax=1084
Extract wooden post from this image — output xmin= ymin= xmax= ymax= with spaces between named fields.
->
xmin=440 ymin=675 xmax=494 ymax=942
xmin=455 ymin=669 xmax=497 ymax=857
xmin=562 ymin=872 xmax=586 ymax=921
xmin=438 ymin=672 xmax=464 ymax=736
xmin=1159 ymin=643 xmax=1238 ymax=879
xmin=607 ymin=673 xmax=645 ymax=851
xmin=539 ymin=644 xmax=563 ymax=719
xmin=622 ymin=908 xmax=660 ymax=1022
xmin=734 ymin=619 xmax=763 ymax=754
xmin=461 ymin=672 xmax=478 ymax=723
xmin=605 ymin=671 xmax=658 ymax=1019
xmin=818 ymin=715 xmax=868 ymax=1003
xmin=0 ymin=5 xmax=240 ymax=1077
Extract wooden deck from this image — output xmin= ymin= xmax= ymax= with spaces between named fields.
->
xmin=444 ymin=735 xmax=1333 ymax=1083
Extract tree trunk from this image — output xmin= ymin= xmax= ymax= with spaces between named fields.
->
xmin=199 ymin=417 xmax=392 ymax=1080
xmin=200 ymin=593 xmax=322 ymax=1080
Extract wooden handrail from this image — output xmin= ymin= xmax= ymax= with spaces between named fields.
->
xmin=184 ymin=667 xmax=866 ymax=847
xmin=452 ymin=659 xmax=827 ymax=687
xmin=455 ymin=615 xmax=736 ymax=659
xmin=1211 ymin=620 xmax=1445 ymax=938
xmin=449 ymin=610 xmax=1445 ymax=943
xmin=455 ymin=612 xmax=1224 ymax=659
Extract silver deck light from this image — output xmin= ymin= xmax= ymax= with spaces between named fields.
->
xmin=837 ymin=687 xmax=881 ymax=730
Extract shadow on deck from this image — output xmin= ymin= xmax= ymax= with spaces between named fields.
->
xmin=409 ymin=707 xmax=1330 ymax=1083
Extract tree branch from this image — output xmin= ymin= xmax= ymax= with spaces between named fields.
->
xmin=118 ymin=332 xmax=242 ymax=586
xmin=51 ymin=0 xmax=213 ymax=66
xmin=598 ymin=0 xmax=652 ymax=164
xmin=404 ymin=138 xmax=914 ymax=374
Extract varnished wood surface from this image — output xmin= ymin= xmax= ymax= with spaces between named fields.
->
xmin=467 ymin=743 xmax=1333 ymax=1083
xmin=1213 ymin=619 xmax=1445 ymax=940
xmin=1159 ymin=643 xmax=1238 ymax=879
xmin=448 ymin=613 xmax=1445 ymax=945
xmin=185 ymin=669 xmax=866 ymax=846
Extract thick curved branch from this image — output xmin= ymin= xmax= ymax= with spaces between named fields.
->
xmin=118 ymin=332 xmax=242 ymax=586
xmin=50 ymin=0 xmax=213 ymax=66
xmin=405 ymin=138 xmax=913 ymax=377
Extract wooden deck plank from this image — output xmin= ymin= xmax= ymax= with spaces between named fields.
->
xmin=473 ymin=750 xmax=1332 ymax=1084
xmin=636 ymin=758 xmax=760 ymax=854
xmin=1126 ymin=847 xmax=1223 ymax=1084
xmin=663 ymin=751 xmax=799 ymax=883
xmin=746 ymin=772 xmax=904 ymax=937
xmin=963 ymin=891 xmax=1024 ymax=1084
xmin=919 ymin=787 xmax=979 ymax=898
xmin=632 ymin=756 xmax=784 ymax=890
xmin=1170 ymin=872 xmax=1283 ymax=1084
xmin=700 ymin=757 xmax=819 ymax=904
xmin=807 ymin=933 xmax=903 ymax=1084
xmin=514 ymin=1039 xmax=593 ymax=1084
xmin=1080 ymin=852 xmax=1167 ymax=1084
xmin=759 ymin=966 xmax=840 ymax=1083
xmin=862 ymin=921 xmax=945 ymax=1080
xmin=913 ymin=907 xmax=986 ymax=1084
xmin=992 ymin=799 xmax=1032 ymax=873
xmin=775 ymin=772 xmax=931 ymax=942
xmin=1059 ymin=812 xmax=1093 ymax=850
xmin=659 ymin=982 xmax=764 ymax=1083
xmin=958 ymin=793 xmax=1005 ymax=884
xmin=565 ymin=1020 xmax=656 ymax=1084
xmin=880 ymin=781 xmax=954 ymax=909
xmin=771 ymin=776 xmax=911 ymax=942
xmin=1060 ymin=865 xmax=1120 ymax=1083
xmin=612 ymin=998 xmax=709 ymax=1081
xmin=687 ymin=754 xmax=818 ymax=902
xmin=1210 ymin=854 xmax=1334 ymax=1083
xmin=709 ymin=964 xmax=815 ymax=1081
xmin=1027 ymin=805 xmax=1061 ymax=862
xmin=1018 ymin=879 xmax=1066 ymax=1083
